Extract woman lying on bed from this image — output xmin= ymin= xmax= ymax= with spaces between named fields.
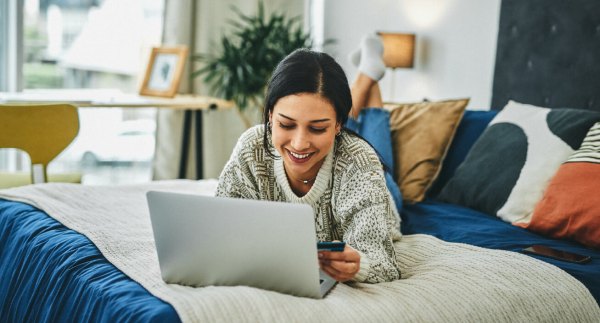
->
xmin=216 ymin=35 xmax=401 ymax=283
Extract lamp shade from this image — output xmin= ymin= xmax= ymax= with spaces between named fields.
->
xmin=377 ymin=32 xmax=415 ymax=68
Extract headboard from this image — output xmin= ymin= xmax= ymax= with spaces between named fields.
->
xmin=491 ymin=0 xmax=600 ymax=111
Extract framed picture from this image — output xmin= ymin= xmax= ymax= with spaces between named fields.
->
xmin=139 ymin=46 xmax=189 ymax=98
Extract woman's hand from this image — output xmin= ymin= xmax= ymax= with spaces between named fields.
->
xmin=318 ymin=242 xmax=361 ymax=282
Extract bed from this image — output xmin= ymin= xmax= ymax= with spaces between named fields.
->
xmin=1 ymin=181 xmax=599 ymax=323
xmin=2 ymin=0 xmax=600 ymax=322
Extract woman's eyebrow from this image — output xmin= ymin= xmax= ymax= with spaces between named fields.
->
xmin=277 ymin=113 xmax=331 ymax=123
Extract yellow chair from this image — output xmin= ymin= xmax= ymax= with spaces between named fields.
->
xmin=0 ymin=104 xmax=81 ymax=188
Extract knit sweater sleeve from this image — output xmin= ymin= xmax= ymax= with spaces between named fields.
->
xmin=335 ymin=165 xmax=402 ymax=283
xmin=215 ymin=127 xmax=261 ymax=200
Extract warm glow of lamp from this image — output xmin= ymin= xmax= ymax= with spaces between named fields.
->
xmin=377 ymin=32 xmax=416 ymax=101
xmin=377 ymin=32 xmax=415 ymax=68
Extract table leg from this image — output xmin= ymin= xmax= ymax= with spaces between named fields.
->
xmin=178 ymin=110 xmax=203 ymax=179
xmin=178 ymin=110 xmax=192 ymax=179
xmin=195 ymin=110 xmax=203 ymax=179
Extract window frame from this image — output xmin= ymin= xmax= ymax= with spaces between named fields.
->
xmin=0 ymin=1 xmax=5 ymax=91
xmin=0 ymin=0 xmax=23 ymax=92
xmin=0 ymin=0 xmax=22 ymax=170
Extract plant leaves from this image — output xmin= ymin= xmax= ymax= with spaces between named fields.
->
xmin=192 ymin=0 xmax=317 ymax=113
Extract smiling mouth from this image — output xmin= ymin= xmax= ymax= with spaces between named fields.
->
xmin=290 ymin=151 xmax=311 ymax=159
xmin=286 ymin=149 xmax=314 ymax=163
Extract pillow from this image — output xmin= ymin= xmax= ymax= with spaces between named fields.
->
xmin=517 ymin=122 xmax=600 ymax=249
xmin=427 ymin=110 xmax=498 ymax=198
xmin=345 ymin=108 xmax=403 ymax=212
xmin=438 ymin=100 xmax=600 ymax=223
xmin=385 ymin=98 xmax=468 ymax=203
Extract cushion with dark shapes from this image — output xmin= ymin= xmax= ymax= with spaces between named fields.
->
xmin=427 ymin=110 xmax=498 ymax=198
xmin=437 ymin=101 xmax=600 ymax=223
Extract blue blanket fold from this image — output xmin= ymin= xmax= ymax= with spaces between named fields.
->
xmin=0 ymin=199 xmax=179 ymax=323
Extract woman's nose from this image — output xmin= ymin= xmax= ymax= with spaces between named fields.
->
xmin=291 ymin=131 xmax=310 ymax=151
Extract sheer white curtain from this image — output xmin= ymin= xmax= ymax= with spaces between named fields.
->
xmin=153 ymin=0 xmax=196 ymax=180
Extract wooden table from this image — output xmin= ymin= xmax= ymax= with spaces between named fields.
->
xmin=0 ymin=89 xmax=235 ymax=179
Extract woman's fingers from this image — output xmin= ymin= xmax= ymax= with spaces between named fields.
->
xmin=318 ymin=245 xmax=360 ymax=262
xmin=318 ymin=244 xmax=361 ymax=282
xmin=329 ymin=259 xmax=359 ymax=274
xmin=320 ymin=261 xmax=355 ymax=282
xmin=320 ymin=251 xmax=350 ymax=261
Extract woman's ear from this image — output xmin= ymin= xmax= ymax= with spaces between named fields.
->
xmin=335 ymin=122 xmax=342 ymax=134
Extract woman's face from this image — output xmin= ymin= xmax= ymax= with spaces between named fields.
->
xmin=270 ymin=93 xmax=340 ymax=180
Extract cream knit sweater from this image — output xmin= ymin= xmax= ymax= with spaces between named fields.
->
xmin=216 ymin=125 xmax=402 ymax=283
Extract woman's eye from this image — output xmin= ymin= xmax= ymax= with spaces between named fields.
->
xmin=277 ymin=122 xmax=326 ymax=133
xmin=278 ymin=123 xmax=294 ymax=129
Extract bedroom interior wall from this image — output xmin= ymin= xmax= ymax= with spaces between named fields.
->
xmin=194 ymin=0 xmax=501 ymax=178
xmin=321 ymin=0 xmax=501 ymax=110
xmin=192 ymin=0 xmax=304 ymax=178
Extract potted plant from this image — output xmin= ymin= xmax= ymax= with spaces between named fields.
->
xmin=192 ymin=2 xmax=315 ymax=128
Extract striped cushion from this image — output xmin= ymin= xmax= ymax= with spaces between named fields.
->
xmin=568 ymin=123 xmax=600 ymax=163
xmin=519 ymin=122 xmax=600 ymax=248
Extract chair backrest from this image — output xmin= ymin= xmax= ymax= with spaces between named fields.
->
xmin=0 ymin=104 xmax=80 ymax=184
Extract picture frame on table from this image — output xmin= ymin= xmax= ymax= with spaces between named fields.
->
xmin=139 ymin=46 xmax=189 ymax=98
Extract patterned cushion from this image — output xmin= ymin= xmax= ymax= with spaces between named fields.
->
xmin=438 ymin=101 xmax=600 ymax=223
xmin=385 ymin=98 xmax=468 ymax=203
xmin=518 ymin=122 xmax=600 ymax=248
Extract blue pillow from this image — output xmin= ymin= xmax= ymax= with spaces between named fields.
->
xmin=345 ymin=108 xmax=402 ymax=212
xmin=427 ymin=110 xmax=498 ymax=198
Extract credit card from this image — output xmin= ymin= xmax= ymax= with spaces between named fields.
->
xmin=317 ymin=241 xmax=346 ymax=252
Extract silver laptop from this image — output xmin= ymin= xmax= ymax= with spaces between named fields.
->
xmin=146 ymin=191 xmax=337 ymax=299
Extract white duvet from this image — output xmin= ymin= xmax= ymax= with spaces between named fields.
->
xmin=1 ymin=180 xmax=598 ymax=323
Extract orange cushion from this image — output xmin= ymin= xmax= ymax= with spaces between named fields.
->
xmin=520 ymin=162 xmax=600 ymax=249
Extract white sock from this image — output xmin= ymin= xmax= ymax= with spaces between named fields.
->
xmin=348 ymin=48 xmax=360 ymax=67
xmin=358 ymin=35 xmax=385 ymax=81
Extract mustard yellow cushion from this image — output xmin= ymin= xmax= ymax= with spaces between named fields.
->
xmin=385 ymin=99 xmax=469 ymax=203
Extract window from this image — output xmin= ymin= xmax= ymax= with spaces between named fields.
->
xmin=23 ymin=0 xmax=164 ymax=91
xmin=0 ymin=1 xmax=7 ymax=91
xmin=1 ymin=0 xmax=165 ymax=185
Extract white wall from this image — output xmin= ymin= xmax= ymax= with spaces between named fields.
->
xmin=193 ymin=0 xmax=305 ymax=178
xmin=321 ymin=0 xmax=501 ymax=110
xmin=197 ymin=0 xmax=501 ymax=178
